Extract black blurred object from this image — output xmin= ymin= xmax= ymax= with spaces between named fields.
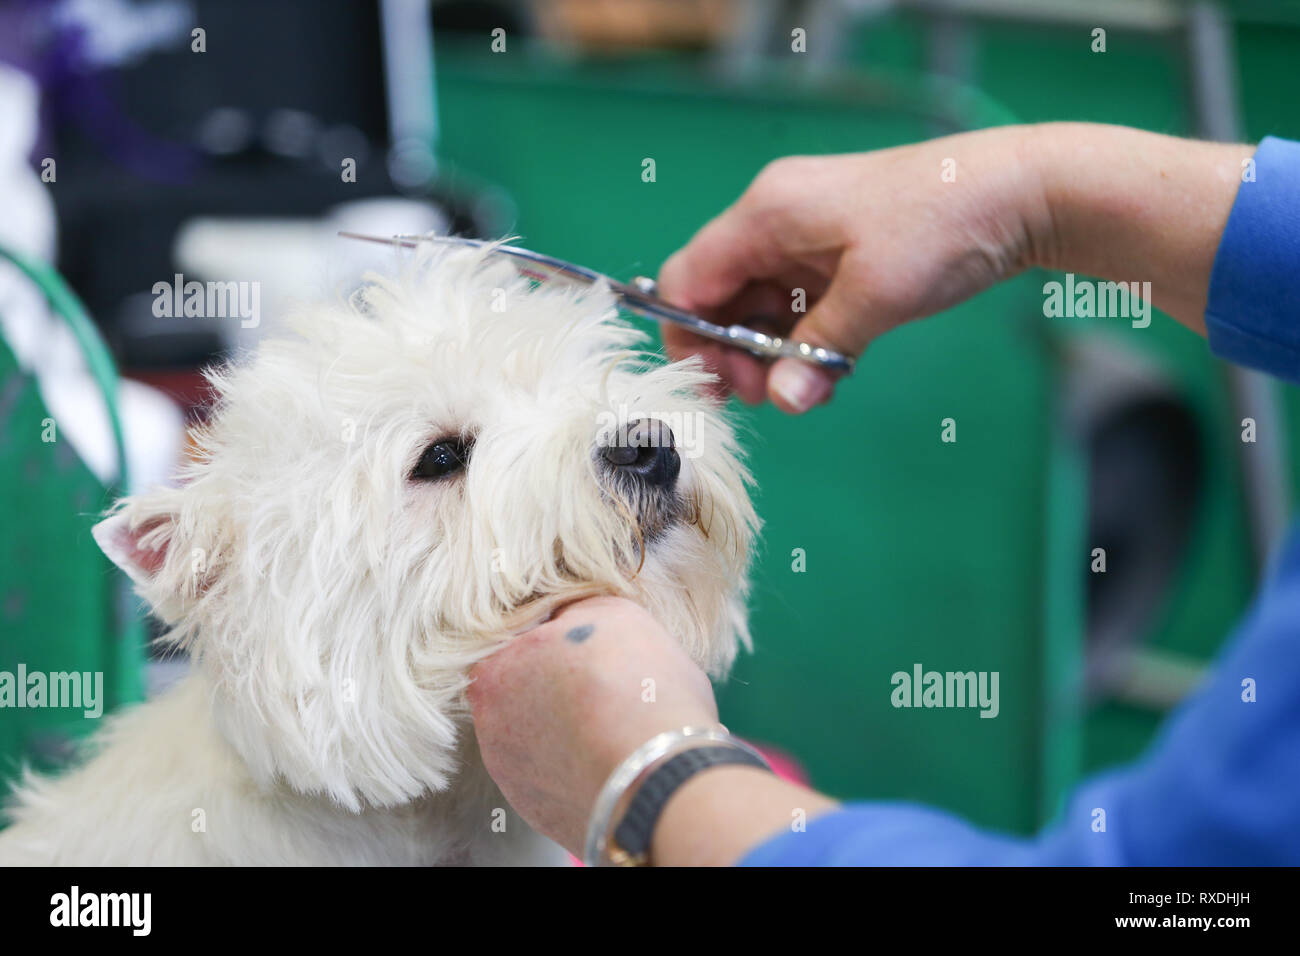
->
xmin=1084 ymin=396 xmax=1204 ymax=682
xmin=37 ymin=0 xmax=485 ymax=372
xmin=432 ymin=0 xmax=529 ymax=36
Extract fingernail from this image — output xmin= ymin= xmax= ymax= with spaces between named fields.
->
xmin=770 ymin=360 xmax=833 ymax=413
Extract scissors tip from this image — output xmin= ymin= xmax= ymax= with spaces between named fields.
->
xmin=337 ymin=230 xmax=403 ymax=245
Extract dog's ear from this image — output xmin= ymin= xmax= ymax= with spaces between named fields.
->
xmin=92 ymin=509 xmax=173 ymax=587
xmin=92 ymin=487 xmax=222 ymax=615
xmin=92 ymin=483 xmax=210 ymax=591
xmin=93 ymin=489 xmax=221 ymax=630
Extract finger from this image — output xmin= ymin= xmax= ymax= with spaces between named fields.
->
xmin=660 ymin=327 xmax=767 ymax=404
xmin=766 ymin=265 xmax=874 ymax=414
xmin=470 ymin=600 xmax=577 ymax=688
xmin=710 ymin=274 xmax=830 ymax=329
xmin=660 ymin=322 xmax=721 ymax=364
xmin=663 ymin=280 xmax=805 ymax=399
xmin=657 ymin=205 xmax=768 ymax=312
xmin=710 ymin=282 xmax=810 ymax=403
xmin=469 ymin=599 xmax=600 ymax=706
xmin=721 ymin=349 xmax=769 ymax=405
xmin=657 ymin=329 xmax=732 ymax=403
xmin=543 ymin=594 xmax=640 ymax=631
xmin=468 ymin=630 xmax=537 ymax=691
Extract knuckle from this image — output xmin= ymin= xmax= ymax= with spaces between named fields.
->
xmin=742 ymin=157 xmax=819 ymax=227
xmin=745 ymin=159 xmax=796 ymax=206
xmin=752 ymin=155 xmax=815 ymax=193
xmin=656 ymin=250 xmax=687 ymax=293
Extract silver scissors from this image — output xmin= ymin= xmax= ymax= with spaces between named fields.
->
xmin=337 ymin=232 xmax=855 ymax=375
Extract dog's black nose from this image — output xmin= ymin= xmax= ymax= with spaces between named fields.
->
xmin=601 ymin=418 xmax=680 ymax=490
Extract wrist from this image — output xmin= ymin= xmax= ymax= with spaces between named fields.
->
xmin=583 ymin=726 xmax=772 ymax=866
xmin=948 ymin=123 xmax=1061 ymax=280
xmin=1010 ymin=122 xmax=1070 ymax=273
xmin=652 ymin=765 xmax=839 ymax=867
xmin=1024 ymin=122 xmax=1252 ymax=327
xmin=1028 ymin=121 xmax=1155 ymax=273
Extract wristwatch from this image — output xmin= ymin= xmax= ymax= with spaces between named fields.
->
xmin=584 ymin=727 xmax=773 ymax=867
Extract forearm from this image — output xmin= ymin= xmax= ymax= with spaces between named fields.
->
xmin=649 ymin=765 xmax=839 ymax=866
xmin=1025 ymin=122 xmax=1252 ymax=333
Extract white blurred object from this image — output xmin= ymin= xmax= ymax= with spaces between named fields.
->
xmin=52 ymin=0 xmax=195 ymax=68
xmin=0 ymin=67 xmax=57 ymax=261
xmin=327 ymin=196 xmax=448 ymax=241
xmin=174 ymin=197 xmax=449 ymax=353
xmin=0 ymin=63 xmax=184 ymax=492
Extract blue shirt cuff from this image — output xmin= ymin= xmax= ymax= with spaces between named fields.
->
xmin=1206 ymin=136 xmax=1300 ymax=383
xmin=737 ymin=804 xmax=1036 ymax=866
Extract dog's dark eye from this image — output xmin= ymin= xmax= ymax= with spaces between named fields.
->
xmin=412 ymin=438 xmax=471 ymax=480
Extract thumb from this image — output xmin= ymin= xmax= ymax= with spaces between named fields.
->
xmin=768 ymin=266 xmax=874 ymax=414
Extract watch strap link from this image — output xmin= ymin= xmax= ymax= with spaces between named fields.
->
xmin=610 ymin=744 xmax=769 ymax=864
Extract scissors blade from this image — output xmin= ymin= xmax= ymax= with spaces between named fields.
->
xmin=611 ymin=276 xmax=856 ymax=375
xmin=337 ymin=232 xmax=602 ymax=286
xmin=335 ymin=232 xmax=855 ymax=374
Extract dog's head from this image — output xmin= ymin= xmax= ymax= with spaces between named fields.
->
xmin=95 ymin=245 xmax=757 ymax=809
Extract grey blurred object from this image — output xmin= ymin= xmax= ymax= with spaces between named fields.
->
xmin=382 ymin=0 xmax=440 ymax=188
xmin=1187 ymin=0 xmax=1291 ymax=569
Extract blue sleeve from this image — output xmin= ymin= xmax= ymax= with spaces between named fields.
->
xmin=744 ymin=145 xmax=1300 ymax=864
xmin=1205 ymin=136 xmax=1300 ymax=383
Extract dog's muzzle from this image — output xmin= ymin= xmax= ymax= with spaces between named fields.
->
xmin=598 ymin=418 xmax=684 ymax=540
xmin=600 ymin=418 xmax=680 ymax=491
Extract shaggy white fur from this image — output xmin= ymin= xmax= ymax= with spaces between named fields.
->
xmin=0 ymin=243 xmax=757 ymax=865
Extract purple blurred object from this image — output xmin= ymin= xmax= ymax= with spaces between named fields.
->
xmin=0 ymin=0 xmax=198 ymax=184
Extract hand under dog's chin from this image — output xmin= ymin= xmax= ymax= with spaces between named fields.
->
xmin=501 ymin=586 xmax=614 ymax=633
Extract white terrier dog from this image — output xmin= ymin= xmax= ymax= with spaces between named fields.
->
xmin=0 ymin=244 xmax=756 ymax=865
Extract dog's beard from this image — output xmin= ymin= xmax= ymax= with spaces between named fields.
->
xmin=494 ymin=479 xmax=700 ymax=633
xmin=604 ymin=476 xmax=690 ymax=544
